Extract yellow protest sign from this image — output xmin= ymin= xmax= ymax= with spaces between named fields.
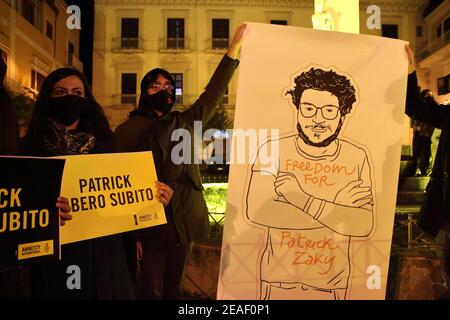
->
xmin=58 ymin=151 xmax=166 ymax=244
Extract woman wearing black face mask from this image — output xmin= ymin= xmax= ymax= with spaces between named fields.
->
xmin=22 ymin=68 xmax=134 ymax=299
xmin=22 ymin=69 xmax=111 ymax=156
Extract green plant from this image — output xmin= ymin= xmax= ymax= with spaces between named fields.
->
xmin=203 ymin=104 xmax=233 ymax=134
xmin=203 ymin=183 xmax=228 ymax=239
xmin=203 ymin=183 xmax=228 ymax=213
xmin=6 ymin=87 xmax=35 ymax=127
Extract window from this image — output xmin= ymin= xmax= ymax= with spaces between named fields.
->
xmin=121 ymin=73 xmax=137 ymax=105
xmin=222 ymin=87 xmax=229 ymax=105
xmin=21 ymin=0 xmax=42 ymax=30
xmin=167 ymin=18 xmax=185 ymax=49
xmin=46 ymin=21 xmax=53 ymax=40
xmin=0 ymin=49 xmax=7 ymax=81
xmin=437 ymin=25 xmax=442 ymax=38
xmin=121 ymin=18 xmax=139 ymax=49
xmin=31 ymin=69 xmax=45 ymax=92
xmin=212 ymin=19 xmax=229 ymax=49
xmin=171 ymin=73 xmax=183 ymax=104
xmin=437 ymin=75 xmax=449 ymax=96
xmin=270 ymin=20 xmax=288 ymax=25
xmin=382 ymin=24 xmax=398 ymax=39
xmin=444 ymin=17 xmax=450 ymax=33
xmin=0 ymin=49 xmax=7 ymax=65
xmin=68 ymin=42 xmax=74 ymax=65
xmin=416 ymin=26 xmax=422 ymax=37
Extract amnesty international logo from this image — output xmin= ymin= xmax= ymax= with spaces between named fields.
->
xmin=18 ymin=240 xmax=54 ymax=260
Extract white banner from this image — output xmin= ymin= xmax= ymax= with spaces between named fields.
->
xmin=218 ymin=22 xmax=408 ymax=300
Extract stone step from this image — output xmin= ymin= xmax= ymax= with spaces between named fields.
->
xmin=397 ymin=176 xmax=430 ymax=191
xmin=401 ymin=145 xmax=412 ymax=158
xmin=399 ymin=159 xmax=415 ymax=176
xmin=396 ymin=191 xmax=426 ymax=205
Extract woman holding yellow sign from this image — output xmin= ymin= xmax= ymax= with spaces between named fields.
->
xmin=21 ymin=67 xmax=137 ymax=299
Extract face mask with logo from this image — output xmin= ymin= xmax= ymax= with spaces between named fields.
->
xmin=142 ymin=90 xmax=173 ymax=115
xmin=48 ymin=95 xmax=88 ymax=126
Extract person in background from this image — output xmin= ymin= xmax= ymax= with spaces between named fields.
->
xmin=411 ymin=89 xmax=435 ymax=176
xmin=114 ymin=24 xmax=246 ymax=299
xmin=405 ymin=45 xmax=450 ymax=298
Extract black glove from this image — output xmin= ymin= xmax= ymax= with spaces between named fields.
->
xmin=0 ymin=55 xmax=6 ymax=85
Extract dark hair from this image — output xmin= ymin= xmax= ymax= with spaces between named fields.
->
xmin=0 ymin=88 xmax=19 ymax=155
xmin=22 ymin=67 xmax=112 ymax=155
xmin=286 ymin=67 xmax=357 ymax=116
xmin=132 ymin=68 xmax=176 ymax=117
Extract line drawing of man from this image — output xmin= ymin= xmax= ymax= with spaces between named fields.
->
xmin=246 ymin=66 xmax=374 ymax=300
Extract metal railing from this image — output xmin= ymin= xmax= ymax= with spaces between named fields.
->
xmin=159 ymin=37 xmax=190 ymax=51
xmin=121 ymin=37 xmax=139 ymax=49
xmin=212 ymin=37 xmax=229 ymax=49
xmin=167 ymin=37 xmax=184 ymax=49
xmin=112 ymin=37 xmax=144 ymax=51
xmin=120 ymin=94 xmax=137 ymax=105
xmin=208 ymin=212 xmax=225 ymax=239
xmin=201 ymin=173 xmax=228 ymax=184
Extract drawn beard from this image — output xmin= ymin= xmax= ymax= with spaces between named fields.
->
xmin=297 ymin=118 xmax=343 ymax=147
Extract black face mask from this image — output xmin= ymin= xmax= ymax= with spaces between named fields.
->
xmin=142 ymin=90 xmax=173 ymax=115
xmin=48 ymin=95 xmax=88 ymax=126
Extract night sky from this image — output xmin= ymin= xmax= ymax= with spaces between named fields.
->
xmin=65 ymin=0 xmax=94 ymax=84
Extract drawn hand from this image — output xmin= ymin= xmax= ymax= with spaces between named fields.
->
xmin=56 ymin=196 xmax=72 ymax=226
xmin=274 ymin=171 xmax=305 ymax=204
xmin=155 ymin=181 xmax=173 ymax=207
xmin=334 ymin=180 xmax=372 ymax=207
xmin=405 ymin=44 xmax=415 ymax=74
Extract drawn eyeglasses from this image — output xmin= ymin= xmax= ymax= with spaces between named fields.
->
xmin=299 ymin=103 xmax=340 ymax=120
xmin=147 ymin=83 xmax=174 ymax=93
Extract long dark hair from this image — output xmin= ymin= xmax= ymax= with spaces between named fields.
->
xmin=0 ymin=88 xmax=19 ymax=155
xmin=22 ymin=68 xmax=112 ymax=155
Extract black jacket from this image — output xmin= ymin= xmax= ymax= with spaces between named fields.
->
xmin=406 ymin=72 xmax=450 ymax=235
xmin=22 ymin=135 xmax=135 ymax=299
xmin=115 ymin=55 xmax=239 ymax=246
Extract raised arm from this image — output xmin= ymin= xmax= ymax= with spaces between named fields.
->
xmin=180 ymin=24 xmax=246 ymax=125
xmin=405 ymin=45 xmax=448 ymax=128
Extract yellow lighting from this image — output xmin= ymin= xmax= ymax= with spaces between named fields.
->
xmin=314 ymin=0 xmax=360 ymax=34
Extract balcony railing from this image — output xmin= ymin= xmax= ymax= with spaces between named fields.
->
xmin=120 ymin=94 xmax=137 ymax=105
xmin=121 ymin=37 xmax=139 ymax=49
xmin=112 ymin=37 xmax=144 ymax=52
xmin=212 ymin=38 xmax=229 ymax=49
xmin=417 ymin=30 xmax=450 ymax=62
xmin=159 ymin=37 xmax=190 ymax=52
xmin=167 ymin=37 xmax=184 ymax=49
